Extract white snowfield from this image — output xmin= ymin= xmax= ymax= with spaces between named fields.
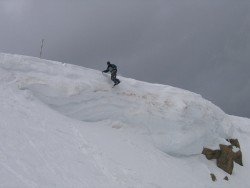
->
xmin=0 ymin=53 xmax=249 ymax=188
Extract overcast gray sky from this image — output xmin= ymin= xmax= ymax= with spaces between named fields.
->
xmin=0 ymin=0 xmax=250 ymax=118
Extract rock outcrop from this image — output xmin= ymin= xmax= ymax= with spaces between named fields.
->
xmin=202 ymin=148 xmax=221 ymax=160
xmin=227 ymin=139 xmax=240 ymax=148
xmin=217 ymin=145 xmax=234 ymax=174
xmin=202 ymin=139 xmax=243 ymax=175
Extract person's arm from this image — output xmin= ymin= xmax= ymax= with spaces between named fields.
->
xmin=102 ymin=66 xmax=109 ymax=73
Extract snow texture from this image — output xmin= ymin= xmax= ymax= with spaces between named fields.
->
xmin=0 ymin=53 xmax=249 ymax=188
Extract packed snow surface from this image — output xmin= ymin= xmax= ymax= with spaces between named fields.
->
xmin=0 ymin=53 xmax=249 ymax=188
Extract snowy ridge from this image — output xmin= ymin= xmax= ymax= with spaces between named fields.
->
xmin=0 ymin=53 xmax=249 ymax=188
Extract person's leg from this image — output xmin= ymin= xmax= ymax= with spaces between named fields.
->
xmin=111 ymin=71 xmax=117 ymax=83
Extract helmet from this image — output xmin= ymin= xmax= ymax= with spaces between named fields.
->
xmin=107 ymin=61 xmax=111 ymax=65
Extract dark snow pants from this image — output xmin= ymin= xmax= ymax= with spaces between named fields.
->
xmin=111 ymin=70 xmax=119 ymax=84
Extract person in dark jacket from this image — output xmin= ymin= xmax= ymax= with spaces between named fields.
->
xmin=102 ymin=61 xmax=120 ymax=86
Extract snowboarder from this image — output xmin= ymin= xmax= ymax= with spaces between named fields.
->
xmin=102 ymin=61 xmax=120 ymax=86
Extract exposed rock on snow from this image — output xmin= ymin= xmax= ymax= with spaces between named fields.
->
xmin=227 ymin=139 xmax=241 ymax=149
xmin=233 ymin=149 xmax=243 ymax=166
xmin=202 ymin=139 xmax=243 ymax=175
xmin=210 ymin=173 xmax=217 ymax=181
xmin=217 ymin=145 xmax=235 ymax=175
xmin=202 ymin=148 xmax=221 ymax=160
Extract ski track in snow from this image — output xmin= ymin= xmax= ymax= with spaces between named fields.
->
xmin=0 ymin=53 xmax=250 ymax=188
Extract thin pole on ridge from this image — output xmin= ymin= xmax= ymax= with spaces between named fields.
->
xmin=39 ymin=39 xmax=45 ymax=58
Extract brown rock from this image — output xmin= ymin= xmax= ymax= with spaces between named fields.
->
xmin=202 ymin=138 xmax=243 ymax=175
xmin=233 ymin=150 xmax=243 ymax=166
xmin=210 ymin=173 xmax=216 ymax=182
xmin=202 ymin=148 xmax=221 ymax=160
xmin=217 ymin=145 xmax=234 ymax=175
xmin=224 ymin=176 xmax=229 ymax=181
xmin=226 ymin=139 xmax=240 ymax=148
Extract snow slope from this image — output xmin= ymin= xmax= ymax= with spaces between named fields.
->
xmin=0 ymin=53 xmax=249 ymax=188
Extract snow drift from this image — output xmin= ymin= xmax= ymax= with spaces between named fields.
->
xmin=0 ymin=53 xmax=249 ymax=188
xmin=0 ymin=54 xmax=233 ymax=155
